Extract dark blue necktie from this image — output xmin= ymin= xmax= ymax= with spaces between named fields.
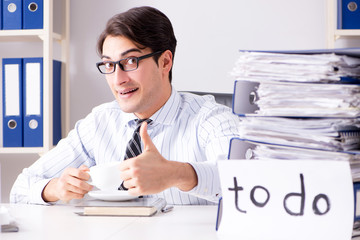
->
xmin=118 ymin=119 xmax=152 ymax=190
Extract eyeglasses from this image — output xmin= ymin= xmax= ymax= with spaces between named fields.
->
xmin=96 ymin=51 xmax=163 ymax=74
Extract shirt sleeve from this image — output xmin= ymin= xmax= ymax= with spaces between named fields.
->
xmin=184 ymin=104 xmax=240 ymax=203
xmin=10 ymin=113 xmax=97 ymax=204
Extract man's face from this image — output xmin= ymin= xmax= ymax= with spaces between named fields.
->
xmin=101 ymin=35 xmax=172 ymax=119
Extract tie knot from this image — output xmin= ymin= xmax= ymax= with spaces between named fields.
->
xmin=135 ymin=118 xmax=152 ymax=128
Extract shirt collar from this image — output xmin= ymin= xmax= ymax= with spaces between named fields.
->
xmin=150 ymin=88 xmax=180 ymax=126
xmin=123 ymin=112 xmax=138 ymax=128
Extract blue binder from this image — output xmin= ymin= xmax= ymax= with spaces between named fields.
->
xmin=23 ymin=0 xmax=43 ymax=29
xmin=23 ymin=58 xmax=62 ymax=147
xmin=354 ymin=182 xmax=360 ymax=221
xmin=23 ymin=58 xmax=43 ymax=147
xmin=2 ymin=58 xmax=23 ymax=147
xmin=2 ymin=0 xmax=22 ymax=30
xmin=52 ymin=60 xmax=62 ymax=145
xmin=337 ymin=0 xmax=360 ymax=29
xmin=0 ymin=0 xmax=2 ymax=29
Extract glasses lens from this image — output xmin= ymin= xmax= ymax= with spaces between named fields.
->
xmin=99 ymin=62 xmax=115 ymax=74
xmin=121 ymin=57 xmax=138 ymax=71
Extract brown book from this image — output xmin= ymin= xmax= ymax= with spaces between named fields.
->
xmin=76 ymin=198 xmax=167 ymax=217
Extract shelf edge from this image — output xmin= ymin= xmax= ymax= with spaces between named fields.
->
xmin=0 ymin=147 xmax=45 ymax=154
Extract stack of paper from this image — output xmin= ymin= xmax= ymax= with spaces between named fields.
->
xmin=231 ymin=50 xmax=360 ymax=83
xmin=255 ymin=82 xmax=360 ymax=117
xmin=239 ymin=117 xmax=360 ymax=151
xmin=251 ymin=141 xmax=360 ymax=179
xmin=229 ymin=48 xmax=360 ymax=179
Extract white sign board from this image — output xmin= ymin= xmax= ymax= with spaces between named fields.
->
xmin=217 ymin=160 xmax=354 ymax=240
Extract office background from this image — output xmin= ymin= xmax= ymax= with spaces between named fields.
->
xmin=0 ymin=0 xmax=359 ymax=203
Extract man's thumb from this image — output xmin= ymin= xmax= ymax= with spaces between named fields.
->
xmin=140 ymin=122 xmax=154 ymax=151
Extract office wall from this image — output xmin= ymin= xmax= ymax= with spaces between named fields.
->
xmin=1 ymin=0 xmax=359 ymax=203
xmin=70 ymin=0 xmax=329 ymax=123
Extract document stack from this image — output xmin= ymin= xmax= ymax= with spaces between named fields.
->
xmin=226 ymin=49 xmax=360 ymax=234
xmin=229 ymin=48 xmax=360 ymax=178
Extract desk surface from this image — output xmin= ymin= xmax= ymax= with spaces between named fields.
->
xmin=1 ymin=204 xmax=220 ymax=240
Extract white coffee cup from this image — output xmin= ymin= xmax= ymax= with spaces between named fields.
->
xmin=87 ymin=162 xmax=122 ymax=191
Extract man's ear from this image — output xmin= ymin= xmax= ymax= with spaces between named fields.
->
xmin=161 ymin=50 xmax=173 ymax=73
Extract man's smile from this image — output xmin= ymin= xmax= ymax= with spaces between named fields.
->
xmin=119 ymin=88 xmax=139 ymax=95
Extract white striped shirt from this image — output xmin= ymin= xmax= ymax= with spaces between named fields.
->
xmin=10 ymin=88 xmax=240 ymax=205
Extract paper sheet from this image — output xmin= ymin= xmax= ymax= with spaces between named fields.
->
xmin=217 ymin=160 xmax=354 ymax=240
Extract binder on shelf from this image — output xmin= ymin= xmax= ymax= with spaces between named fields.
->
xmin=23 ymin=0 xmax=43 ymax=29
xmin=23 ymin=58 xmax=62 ymax=147
xmin=23 ymin=58 xmax=43 ymax=147
xmin=337 ymin=0 xmax=360 ymax=29
xmin=0 ymin=0 xmax=2 ymax=29
xmin=52 ymin=59 xmax=62 ymax=145
xmin=2 ymin=0 xmax=22 ymax=30
xmin=2 ymin=58 xmax=23 ymax=147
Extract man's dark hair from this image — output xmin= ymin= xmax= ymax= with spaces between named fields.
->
xmin=97 ymin=6 xmax=177 ymax=82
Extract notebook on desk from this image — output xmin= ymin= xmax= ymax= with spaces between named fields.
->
xmin=75 ymin=197 xmax=167 ymax=217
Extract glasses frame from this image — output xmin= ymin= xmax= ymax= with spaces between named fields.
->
xmin=96 ymin=51 xmax=163 ymax=74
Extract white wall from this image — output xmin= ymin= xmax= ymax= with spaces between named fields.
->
xmin=70 ymin=0 xmax=330 ymax=123
xmin=1 ymin=0 xmax=359 ymax=203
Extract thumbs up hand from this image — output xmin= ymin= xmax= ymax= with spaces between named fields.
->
xmin=118 ymin=121 xmax=198 ymax=196
xmin=118 ymin=121 xmax=172 ymax=195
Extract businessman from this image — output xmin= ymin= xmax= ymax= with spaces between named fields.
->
xmin=10 ymin=6 xmax=240 ymax=205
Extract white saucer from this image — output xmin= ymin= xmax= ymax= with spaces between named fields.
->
xmin=88 ymin=190 xmax=138 ymax=201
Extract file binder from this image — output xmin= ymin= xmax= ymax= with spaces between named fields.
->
xmin=2 ymin=58 xmax=23 ymax=147
xmin=2 ymin=0 xmax=22 ymax=30
xmin=337 ymin=0 xmax=360 ymax=29
xmin=239 ymin=48 xmax=360 ymax=58
xmin=23 ymin=58 xmax=62 ymax=147
xmin=52 ymin=60 xmax=62 ymax=145
xmin=349 ymin=182 xmax=360 ymax=224
xmin=23 ymin=0 xmax=43 ymax=29
xmin=0 ymin=0 xmax=2 ymax=29
xmin=228 ymin=137 xmax=360 ymax=160
xmin=23 ymin=58 xmax=43 ymax=147
xmin=232 ymin=80 xmax=259 ymax=116
xmin=227 ymin=138 xmax=257 ymax=160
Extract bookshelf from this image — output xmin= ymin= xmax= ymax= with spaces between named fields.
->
xmin=327 ymin=0 xmax=360 ymax=48
xmin=0 ymin=0 xmax=70 ymax=155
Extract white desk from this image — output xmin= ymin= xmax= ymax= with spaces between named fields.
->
xmin=1 ymin=204 xmax=220 ymax=240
